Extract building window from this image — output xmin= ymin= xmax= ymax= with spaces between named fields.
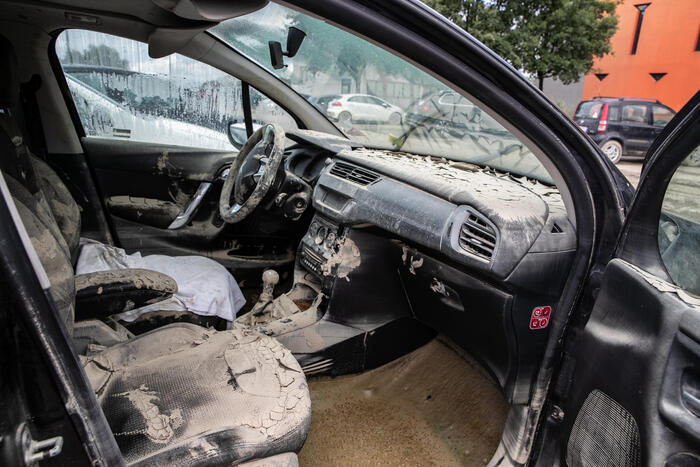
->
xmin=650 ymin=72 xmax=667 ymax=82
xmin=341 ymin=78 xmax=352 ymax=94
xmin=595 ymin=73 xmax=608 ymax=81
xmin=696 ymin=29 xmax=700 ymax=51
xmin=631 ymin=3 xmax=650 ymax=55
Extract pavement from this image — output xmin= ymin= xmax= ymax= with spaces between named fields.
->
xmin=617 ymin=161 xmax=643 ymax=187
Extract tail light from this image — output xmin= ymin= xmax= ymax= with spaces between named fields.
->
xmin=597 ymin=103 xmax=609 ymax=134
xmin=331 ymin=101 xmax=342 ymax=107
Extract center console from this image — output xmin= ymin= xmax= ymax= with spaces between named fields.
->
xmin=299 ymin=214 xmax=343 ymax=282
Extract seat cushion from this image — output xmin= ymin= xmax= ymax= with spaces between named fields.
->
xmin=82 ymin=323 xmax=311 ymax=466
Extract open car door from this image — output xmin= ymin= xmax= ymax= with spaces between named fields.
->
xmin=536 ymin=93 xmax=700 ymax=466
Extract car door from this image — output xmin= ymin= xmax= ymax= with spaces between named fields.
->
xmin=367 ymin=96 xmax=391 ymax=121
xmin=535 ymin=94 xmax=700 ymax=466
xmin=620 ymin=102 xmax=653 ymax=155
xmin=53 ymin=29 xmax=300 ymax=282
xmin=346 ymin=96 xmax=365 ymax=120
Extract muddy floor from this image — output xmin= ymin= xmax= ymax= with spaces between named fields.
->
xmin=298 ymin=337 xmax=508 ymax=466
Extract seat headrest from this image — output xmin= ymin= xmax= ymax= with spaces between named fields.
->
xmin=0 ymin=35 xmax=19 ymax=108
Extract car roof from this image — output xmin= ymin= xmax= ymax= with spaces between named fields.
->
xmin=582 ymin=97 xmax=666 ymax=106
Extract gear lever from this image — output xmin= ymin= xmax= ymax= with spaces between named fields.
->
xmin=250 ymin=269 xmax=279 ymax=317
xmin=260 ymin=269 xmax=279 ymax=304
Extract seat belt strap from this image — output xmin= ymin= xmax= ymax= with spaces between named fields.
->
xmin=20 ymin=74 xmax=48 ymax=160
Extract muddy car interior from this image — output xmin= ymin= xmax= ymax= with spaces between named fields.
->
xmin=0 ymin=0 xmax=698 ymax=466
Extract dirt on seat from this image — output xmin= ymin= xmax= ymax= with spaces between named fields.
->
xmin=299 ymin=336 xmax=508 ymax=466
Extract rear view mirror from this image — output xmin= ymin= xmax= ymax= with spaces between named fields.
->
xmin=227 ymin=120 xmax=248 ymax=149
xmin=286 ymin=27 xmax=306 ymax=58
xmin=268 ymin=26 xmax=306 ymax=69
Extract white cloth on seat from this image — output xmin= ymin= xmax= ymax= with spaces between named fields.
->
xmin=75 ymin=238 xmax=245 ymax=322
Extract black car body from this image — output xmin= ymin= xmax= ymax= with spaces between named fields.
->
xmin=574 ymin=97 xmax=676 ymax=163
xmin=0 ymin=0 xmax=698 ymax=466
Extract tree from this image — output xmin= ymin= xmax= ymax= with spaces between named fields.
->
xmin=65 ymin=44 xmax=130 ymax=69
xmin=425 ymin=0 xmax=618 ymax=90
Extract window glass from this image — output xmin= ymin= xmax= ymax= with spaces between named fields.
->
xmin=210 ymin=2 xmax=554 ymax=184
xmin=621 ymin=104 xmax=648 ymax=124
xmin=56 ymin=30 xmax=296 ymax=150
xmin=658 ymin=145 xmax=700 ymax=296
xmin=348 ymin=96 xmax=363 ymax=103
xmin=652 ymin=105 xmax=675 ymax=127
xmin=575 ymin=102 xmax=603 ymax=119
xmin=607 ymin=105 xmax=620 ymax=122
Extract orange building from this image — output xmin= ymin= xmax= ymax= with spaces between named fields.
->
xmin=581 ymin=0 xmax=700 ymax=111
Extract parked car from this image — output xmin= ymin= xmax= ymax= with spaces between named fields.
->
xmin=326 ymin=93 xmax=404 ymax=124
xmin=404 ymin=89 xmax=506 ymax=134
xmin=574 ymin=96 xmax=676 ymax=163
xmin=0 ymin=1 xmax=698 ymax=466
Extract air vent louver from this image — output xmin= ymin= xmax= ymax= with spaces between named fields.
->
xmin=459 ymin=213 xmax=496 ymax=260
xmin=329 ymin=161 xmax=380 ymax=186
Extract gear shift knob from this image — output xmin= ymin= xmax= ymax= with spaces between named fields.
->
xmin=262 ymin=269 xmax=279 ymax=287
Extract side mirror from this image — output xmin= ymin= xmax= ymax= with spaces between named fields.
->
xmin=269 ymin=26 xmax=306 ymax=70
xmin=227 ymin=120 xmax=248 ymax=149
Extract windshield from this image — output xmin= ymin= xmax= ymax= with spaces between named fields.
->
xmin=211 ymin=3 xmax=553 ymax=183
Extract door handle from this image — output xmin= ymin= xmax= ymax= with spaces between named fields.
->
xmin=681 ymin=373 xmax=700 ymax=418
xmin=167 ymin=182 xmax=212 ymax=229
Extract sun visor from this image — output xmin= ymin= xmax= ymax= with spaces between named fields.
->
xmin=147 ymin=27 xmax=204 ymax=58
xmin=151 ymin=0 xmax=268 ymax=22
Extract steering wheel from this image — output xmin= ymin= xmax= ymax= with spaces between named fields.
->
xmin=219 ymin=123 xmax=286 ymax=223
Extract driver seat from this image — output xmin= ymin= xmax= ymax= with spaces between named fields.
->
xmin=8 ymin=181 xmax=311 ymax=464
xmin=0 ymin=35 xmax=245 ymax=325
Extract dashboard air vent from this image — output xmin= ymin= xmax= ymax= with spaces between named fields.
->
xmin=459 ymin=213 xmax=496 ymax=260
xmin=330 ymin=161 xmax=380 ymax=186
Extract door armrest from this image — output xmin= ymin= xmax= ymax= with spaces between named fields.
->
xmin=75 ymin=269 xmax=177 ymax=320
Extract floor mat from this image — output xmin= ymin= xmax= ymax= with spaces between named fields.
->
xmin=298 ymin=337 xmax=508 ymax=466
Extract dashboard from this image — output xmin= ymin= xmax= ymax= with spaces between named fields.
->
xmin=284 ymin=130 xmax=578 ymax=402
xmin=285 ymin=132 xmax=575 ymax=282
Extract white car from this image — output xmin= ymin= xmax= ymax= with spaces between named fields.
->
xmin=326 ymin=94 xmax=404 ymax=124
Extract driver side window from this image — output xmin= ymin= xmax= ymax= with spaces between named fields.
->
xmin=658 ymin=145 xmax=700 ymax=296
xmin=56 ymin=30 xmax=296 ymax=150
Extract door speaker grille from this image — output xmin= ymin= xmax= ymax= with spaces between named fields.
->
xmin=567 ymin=389 xmax=641 ymax=467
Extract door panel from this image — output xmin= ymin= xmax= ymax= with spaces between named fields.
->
xmin=560 ymin=259 xmax=698 ymax=466
xmin=536 ymin=93 xmax=700 ymax=466
xmin=82 ymin=137 xmax=297 ymax=280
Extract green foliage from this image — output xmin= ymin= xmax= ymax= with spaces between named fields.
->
xmin=425 ymin=0 xmax=619 ymax=89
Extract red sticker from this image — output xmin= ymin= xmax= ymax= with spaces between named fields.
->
xmin=529 ymin=306 xmax=551 ymax=330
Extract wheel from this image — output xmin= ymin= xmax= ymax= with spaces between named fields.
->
xmin=338 ymin=111 xmax=352 ymax=123
xmin=600 ymin=140 xmax=622 ymax=164
xmin=389 ymin=112 xmax=402 ymax=125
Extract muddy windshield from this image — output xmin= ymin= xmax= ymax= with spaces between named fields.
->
xmin=211 ymin=3 xmax=552 ymax=184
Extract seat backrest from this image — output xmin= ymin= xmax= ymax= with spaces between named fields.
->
xmin=0 ymin=35 xmax=76 ymax=334
xmin=0 ymin=34 xmax=82 ymax=262
xmin=30 ymin=155 xmax=82 ymax=261
xmin=6 ymin=176 xmax=76 ymax=334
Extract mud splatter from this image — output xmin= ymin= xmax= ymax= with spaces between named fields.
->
xmin=322 ymin=237 xmax=361 ymax=281
xmin=114 ymin=384 xmax=183 ymax=444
